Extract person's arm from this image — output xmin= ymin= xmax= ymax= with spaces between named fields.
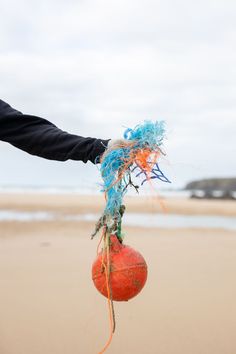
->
xmin=0 ymin=99 xmax=110 ymax=163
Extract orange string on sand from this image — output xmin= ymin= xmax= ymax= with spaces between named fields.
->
xmin=98 ymin=231 xmax=114 ymax=354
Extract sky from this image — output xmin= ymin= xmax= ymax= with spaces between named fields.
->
xmin=0 ymin=0 xmax=235 ymax=190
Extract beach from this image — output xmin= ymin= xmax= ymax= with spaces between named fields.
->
xmin=0 ymin=193 xmax=236 ymax=354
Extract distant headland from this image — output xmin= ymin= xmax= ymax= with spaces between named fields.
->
xmin=185 ymin=178 xmax=236 ymax=200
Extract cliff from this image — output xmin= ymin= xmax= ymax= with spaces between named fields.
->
xmin=185 ymin=178 xmax=236 ymax=191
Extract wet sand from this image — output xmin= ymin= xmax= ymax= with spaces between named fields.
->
xmin=0 ymin=194 xmax=236 ymax=354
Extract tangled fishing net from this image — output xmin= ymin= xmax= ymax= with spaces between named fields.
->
xmin=92 ymin=120 xmax=170 ymax=241
xmin=91 ymin=120 xmax=170 ymax=354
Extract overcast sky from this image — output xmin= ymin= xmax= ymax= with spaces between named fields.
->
xmin=0 ymin=0 xmax=235 ymax=190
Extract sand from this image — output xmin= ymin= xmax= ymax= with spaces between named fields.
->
xmin=0 ymin=194 xmax=236 ymax=354
xmin=0 ymin=193 xmax=236 ymax=216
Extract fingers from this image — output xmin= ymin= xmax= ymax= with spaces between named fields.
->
xmin=108 ymin=139 xmax=136 ymax=150
xmin=100 ymin=139 xmax=136 ymax=163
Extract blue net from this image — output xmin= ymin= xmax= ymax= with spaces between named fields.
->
xmin=100 ymin=120 xmax=170 ymax=219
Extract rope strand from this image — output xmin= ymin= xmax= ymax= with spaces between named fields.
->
xmin=98 ymin=230 xmax=115 ymax=354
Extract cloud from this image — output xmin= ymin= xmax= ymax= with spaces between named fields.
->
xmin=0 ymin=0 xmax=235 ymax=188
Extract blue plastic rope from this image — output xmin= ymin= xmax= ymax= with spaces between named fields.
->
xmin=100 ymin=120 xmax=169 ymax=217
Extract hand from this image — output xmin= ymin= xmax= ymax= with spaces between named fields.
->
xmin=100 ymin=139 xmax=135 ymax=162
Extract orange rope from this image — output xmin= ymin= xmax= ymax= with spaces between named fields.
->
xmin=104 ymin=148 xmax=160 ymax=194
xmin=147 ymin=180 xmax=167 ymax=213
xmin=98 ymin=231 xmax=114 ymax=354
xmin=96 ymin=147 xmax=163 ymax=353
xmin=97 ymin=227 xmax=105 ymax=256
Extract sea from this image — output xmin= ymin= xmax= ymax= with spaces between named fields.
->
xmin=0 ymin=186 xmax=235 ymax=231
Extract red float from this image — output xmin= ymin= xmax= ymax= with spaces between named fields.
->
xmin=92 ymin=235 xmax=148 ymax=301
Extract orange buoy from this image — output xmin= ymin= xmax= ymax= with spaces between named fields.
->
xmin=92 ymin=235 xmax=148 ymax=301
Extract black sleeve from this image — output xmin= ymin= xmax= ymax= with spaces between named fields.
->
xmin=0 ymin=99 xmax=110 ymax=163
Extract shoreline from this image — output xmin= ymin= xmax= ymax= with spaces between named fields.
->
xmin=0 ymin=193 xmax=235 ymax=217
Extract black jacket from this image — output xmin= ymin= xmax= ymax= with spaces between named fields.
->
xmin=0 ymin=99 xmax=109 ymax=163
